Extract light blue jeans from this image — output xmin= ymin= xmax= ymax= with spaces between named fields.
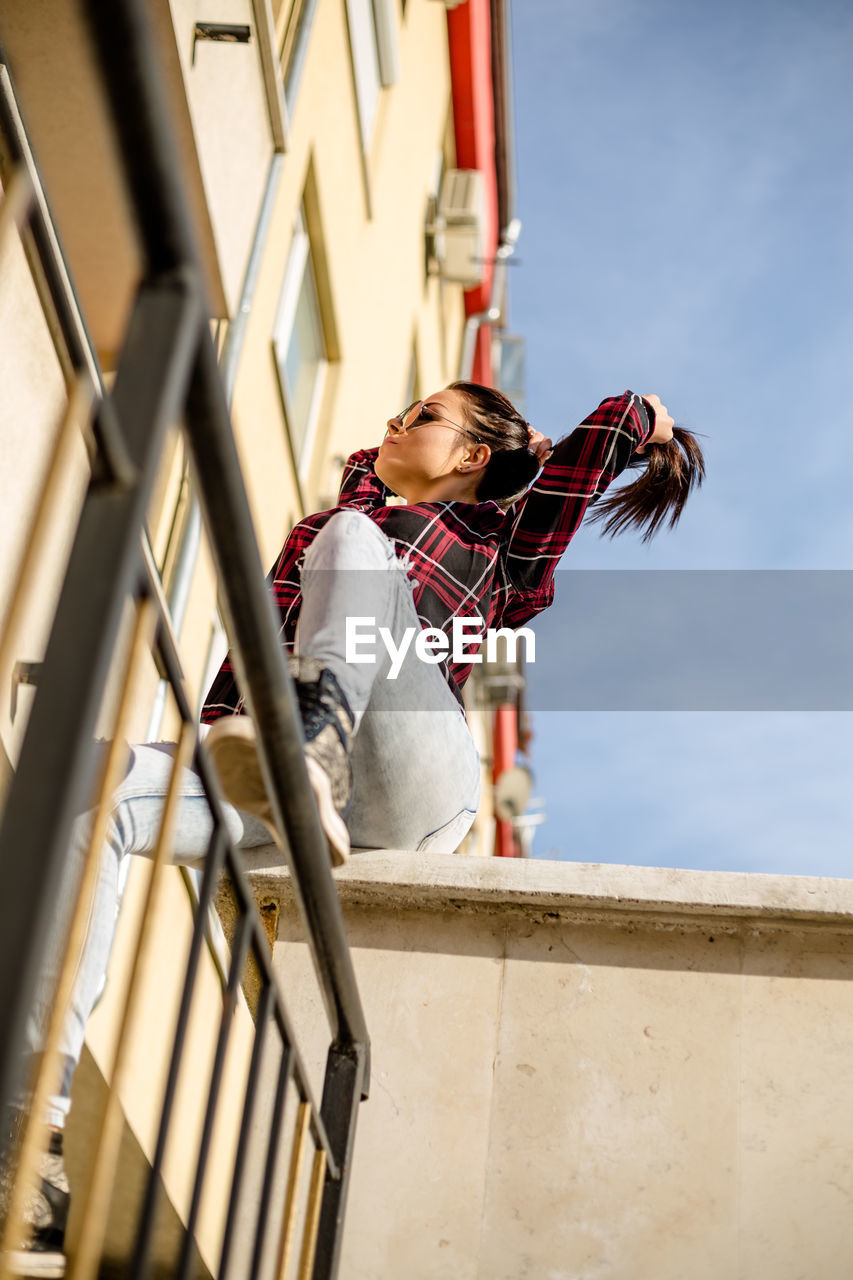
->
xmin=29 ymin=510 xmax=481 ymax=1125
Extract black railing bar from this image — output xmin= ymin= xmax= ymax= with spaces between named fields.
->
xmin=0 ymin=279 xmax=202 ymax=1131
xmin=187 ymin=336 xmax=370 ymax=1074
xmin=201 ymin=867 xmax=341 ymax=1172
xmin=141 ymin=534 xmax=186 ymax=685
xmin=142 ymin=625 xmax=352 ymax=1157
xmin=134 ymin=563 xmax=238 ymax=992
xmin=79 ymin=3 xmax=201 ymax=282
xmin=142 ymin=554 xmax=304 ymax=1006
xmin=201 ymin=833 xmax=343 ymax=1168
xmin=142 ymin=568 xmax=288 ymax=940
xmin=82 ymin=0 xmax=370 ymax=1072
xmin=0 ymin=53 xmax=136 ymax=487
xmin=128 ymin=821 xmax=230 ymax=1280
xmin=313 ymin=1047 xmax=370 ymax=1280
xmin=175 ymin=911 xmax=253 ymax=1280
xmin=250 ymin=1039 xmax=293 ymax=1277
xmin=217 ymin=980 xmax=274 ymax=1280
xmin=251 ymin=959 xmax=345 ymax=1170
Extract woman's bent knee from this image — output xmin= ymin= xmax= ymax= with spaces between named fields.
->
xmin=308 ymin=510 xmax=393 ymax=562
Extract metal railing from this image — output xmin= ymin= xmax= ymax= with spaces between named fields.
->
xmin=0 ymin=1 xmax=369 ymax=1274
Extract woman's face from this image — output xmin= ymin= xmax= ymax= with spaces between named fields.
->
xmin=375 ymin=387 xmax=480 ymax=502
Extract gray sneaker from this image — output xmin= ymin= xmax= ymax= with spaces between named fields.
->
xmin=206 ymin=657 xmax=355 ymax=867
xmin=1 ymin=1116 xmax=69 ymax=1279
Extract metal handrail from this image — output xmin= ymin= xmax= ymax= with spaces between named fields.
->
xmin=0 ymin=1 xmax=369 ymax=1273
xmin=0 ymin=56 xmax=135 ymax=488
xmin=78 ymin=0 xmax=368 ymax=1064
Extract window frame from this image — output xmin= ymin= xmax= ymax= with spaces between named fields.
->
xmin=344 ymin=0 xmax=400 ymax=155
xmin=272 ymin=206 xmax=329 ymax=482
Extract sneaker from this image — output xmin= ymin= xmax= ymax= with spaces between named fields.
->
xmin=206 ymin=656 xmax=356 ymax=867
xmin=1 ymin=1120 xmax=69 ymax=1279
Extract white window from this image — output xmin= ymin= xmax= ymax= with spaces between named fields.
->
xmin=346 ymin=0 xmax=400 ymax=149
xmin=273 ymin=207 xmax=328 ymax=472
xmin=347 ymin=0 xmax=382 ymax=148
xmin=404 ymin=345 xmax=418 ymax=408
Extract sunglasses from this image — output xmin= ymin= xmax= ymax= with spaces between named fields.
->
xmin=387 ymin=400 xmax=483 ymax=443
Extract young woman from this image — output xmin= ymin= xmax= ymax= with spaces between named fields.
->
xmin=203 ymin=382 xmax=704 ymax=864
xmin=5 ymin=382 xmax=704 ymax=1273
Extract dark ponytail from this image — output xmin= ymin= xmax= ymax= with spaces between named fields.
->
xmin=450 ymin=381 xmax=706 ymax=541
xmin=448 ymin=380 xmax=541 ymax=507
xmin=583 ymin=424 xmax=707 ymax=543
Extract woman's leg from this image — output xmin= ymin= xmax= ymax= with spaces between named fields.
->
xmin=24 ymin=740 xmax=271 ymax=1128
xmin=295 ymin=510 xmax=482 ymax=852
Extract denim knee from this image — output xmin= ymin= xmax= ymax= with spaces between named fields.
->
xmin=304 ymin=509 xmax=395 ymax=570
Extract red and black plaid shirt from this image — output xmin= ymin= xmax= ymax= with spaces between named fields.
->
xmin=201 ymin=391 xmax=653 ymax=721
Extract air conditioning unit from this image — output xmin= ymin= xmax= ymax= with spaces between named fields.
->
xmin=433 ymin=168 xmax=485 ymax=287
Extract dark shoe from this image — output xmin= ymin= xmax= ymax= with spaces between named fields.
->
xmin=206 ymin=656 xmax=355 ymax=867
xmin=1 ymin=1119 xmax=69 ymax=1279
xmin=290 ymin=656 xmax=355 ymax=865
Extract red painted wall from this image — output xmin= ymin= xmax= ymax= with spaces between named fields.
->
xmin=448 ymin=2 xmax=520 ymax=854
xmin=447 ymin=0 xmax=499 ymax=384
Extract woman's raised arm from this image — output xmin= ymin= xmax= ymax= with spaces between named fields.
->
xmin=502 ymin=391 xmax=654 ymax=594
xmin=336 ymin=446 xmax=389 ymax=508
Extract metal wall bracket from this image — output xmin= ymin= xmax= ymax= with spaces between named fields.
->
xmin=10 ymin=660 xmax=40 ymax=722
xmin=192 ymin=23 xmax=252 ymax=66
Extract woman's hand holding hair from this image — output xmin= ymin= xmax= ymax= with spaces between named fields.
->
xmin=635 ymin=394 xmax=674 ymax=454
xmin=525 ymin=424 xmax=554 ymax=464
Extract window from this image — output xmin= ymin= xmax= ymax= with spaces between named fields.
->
xmin=273 ymin=207 xmax=328 ymax=472
xmin=382 ymin=343 xmax=419 ymax=506
xmin=345 ymin=0 xmax=400 ymax=150
xmin=347 ymin=0 xmax=382 ymax=148
xmin=404 ymin=344 xmax=419 ymax=409
xmin=493 ymin=333 xmax=527 ymax=419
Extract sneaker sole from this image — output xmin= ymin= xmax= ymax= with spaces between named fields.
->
xmin=205 ymin=719 xmax=280 ymax=843
xmin=206 ymin=719 xmax=350 ymax=868
xmin=305 ymin=756 xmax=350 ymax=867
xmin=2 ymin=1249 xmax=66 ymax=1278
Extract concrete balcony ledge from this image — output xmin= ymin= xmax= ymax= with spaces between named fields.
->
xmin=244 ymin=847 xmax=853 ymax=932
xmin=252 ymin=847 xmax=853 ymax=1279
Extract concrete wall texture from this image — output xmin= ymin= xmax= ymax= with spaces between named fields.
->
xmin=252 ymin=851 xmax=853 ymax=1280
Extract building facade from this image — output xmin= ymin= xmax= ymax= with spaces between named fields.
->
xmin=0 ymin=0 xmax=528 ymax=1272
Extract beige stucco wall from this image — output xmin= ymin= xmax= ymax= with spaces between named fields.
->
xmin=0 ymin=205 xmax=89 ymax=779
xmin=1 ymin=0 xmax=474 ymax=713
xmin=251 ymin=852 xmax=853 ymax=1280
xmin=227 ymin=0 xmax=466 ymax=566
xmin=0 ymin=4 xmax=510 ymax=1261
xmin=166 ymin=0 xmax=275 ymax=314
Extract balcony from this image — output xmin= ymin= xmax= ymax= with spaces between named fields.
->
xmin=252 ymin=849 xmax=853 ymax=1278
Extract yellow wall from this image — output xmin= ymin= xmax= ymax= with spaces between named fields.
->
xmin=227 ymin=0 xmax=467 ymax=565
xmin=0 ymin=191 xmax=89 ymax=776
xmin=0 ymin=0 xmax=484 ymax=1265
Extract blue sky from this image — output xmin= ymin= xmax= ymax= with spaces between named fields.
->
xmin=509 ymin=0 xmax=853 ymax=874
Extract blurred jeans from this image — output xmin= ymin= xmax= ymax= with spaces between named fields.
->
xmin=28 ymin=509 xmax=481 ymax=1125
xmin=297 ymin=510 xmax=482 ymax=851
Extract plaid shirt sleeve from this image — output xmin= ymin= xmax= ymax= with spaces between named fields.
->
xmin=336 ymin=446 xmax=388 ymax=507
xmin=502 ymin=390 xmax=653 ymax=594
